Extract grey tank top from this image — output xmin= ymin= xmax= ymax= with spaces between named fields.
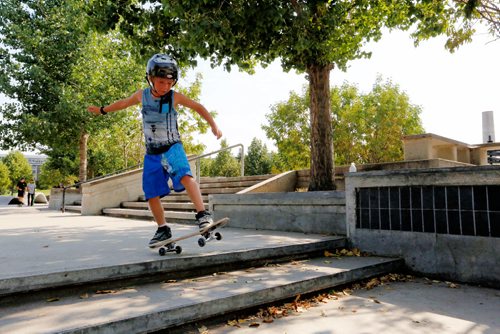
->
xmin=141 ymin=88 xmax=181 ymax=154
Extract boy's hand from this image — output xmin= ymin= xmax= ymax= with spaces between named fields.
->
xmin=212 ymin=126 xmax=222 ymax=139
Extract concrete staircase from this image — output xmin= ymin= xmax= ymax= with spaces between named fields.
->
xmin=71 ymin=174 xmax=274 ymax=219
xmin=0 ymin=219 xmax=404 ymax=333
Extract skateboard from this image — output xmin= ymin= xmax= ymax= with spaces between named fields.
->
xmin=151 ymin=217 xmax=229 ymax=256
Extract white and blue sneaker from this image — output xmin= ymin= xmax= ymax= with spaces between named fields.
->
xmin=196 ymin=211 xmax=214 ymax=232
xmin=148 ymin=225 xmax=172 ymax=248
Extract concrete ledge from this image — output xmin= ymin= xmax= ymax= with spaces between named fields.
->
xmin=237 ymin=171 xmax=297 ymax=194
xmin=0 ymin=256 xmax=402 ymax=333
xmin=102 ymin=208 xmax=196 ymax=221
xmin=48 ymin=188 xmax=81 ymax=210
xmin=80 ymin=169 xmax=143 ymax=215
xmin=211 ymin=191 xmax=346 ymax=235
xmin=352 ymin=230 xmax=500 ymax=288
xmin=0 ymin=238 xmax=345 ymax=297
xmin=345 ymin=166 xmax=500 ymax=287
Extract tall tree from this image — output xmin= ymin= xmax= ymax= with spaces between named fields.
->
xmin=1 ymin=151 xmax=32 ymax=193
xmin=245 ymin=138 xmax=273 ymax=176
xmin=0 ymin=0 xmax=87 ymax=151
xmin=0 ymin=162 xmax=11 ymax=195
xmin=209 ymin=139 xmax=241 ymax=177
xmin=358 ymin=77 xmax=424 ymax=163
xmin=448 ymin=0 xmax=500 ymax=49
xmin=61 ymin=30 xmax=145 ymax=181
xmin=89 ymin=0 xmax=493 ymax=190
xmin=0 ymin=1 xmax=136 ymax=181
xmin=1 ymin=1 xmax=215 ymax=181
xmin=262 ymin=92 xmax=311 ymax=170
xmin=264 ymin=79 xmax=424 ymax=168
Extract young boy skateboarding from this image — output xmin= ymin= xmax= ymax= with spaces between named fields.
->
xmin=88 ymin=54 xmax=222 ymax=247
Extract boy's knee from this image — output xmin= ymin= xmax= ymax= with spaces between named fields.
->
xmin=180 ymin=175 xmax=194 ymax=185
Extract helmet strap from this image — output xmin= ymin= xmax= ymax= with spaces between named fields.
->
xmin=145 ymin=76 xmax=160 ymax=97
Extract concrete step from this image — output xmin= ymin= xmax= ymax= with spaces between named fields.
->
xmin=0 ymin=256 xmax=403 ymax=333
xmin=137 ymin=194 xmax=209 ymax=202
xmin=199 ymin=180 xmax=262 ymax=189
xmin=102 ymin=208 xmax=196 ymax=221
xmin=0 ymin=225 xmax=346 ymax=296
xmin=200 ymin=187 xmax=245 ymax=194
xmin=144 ymin=187 xmax=245 ymax=195
xmin=199 ymin=175 xmax=273 ymax=184
xmin=121 ymin=201 xmax=208 ymax=211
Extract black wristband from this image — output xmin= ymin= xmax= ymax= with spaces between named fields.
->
xmin=100 ymin=106 xmax=107 ymax=115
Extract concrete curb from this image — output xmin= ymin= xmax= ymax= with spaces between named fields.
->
xmin=0 ymin=238 xmax=346 ymax=296
xmin=59 ymin=257 xmax=403 ymax=334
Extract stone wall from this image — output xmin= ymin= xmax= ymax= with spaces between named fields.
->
xmin=49 ymin=188 xmax=82 ymax=211
xmin=80 ymin=169 xmax=143 ymax=215
xmin=345 ymin=166 xmax=500 ymax=287
xmin=210 ymin=191 xmax=346 ymax=235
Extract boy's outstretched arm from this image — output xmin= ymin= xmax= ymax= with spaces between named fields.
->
xmin=175 ymin=92 xmax=222 ymax=139
xmin=87 ymin=90 xmax=142 ymax=115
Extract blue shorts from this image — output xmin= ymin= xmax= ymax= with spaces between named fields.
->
xmin=142 ymin=143 xmax=193 ymax=200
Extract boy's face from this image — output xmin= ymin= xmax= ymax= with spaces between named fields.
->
xmin=151 ymin=76 xmax=174 ymax=96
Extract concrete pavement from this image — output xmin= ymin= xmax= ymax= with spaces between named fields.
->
xmin=0 ymin=203 xmax=498 ymax=334
xmin=207 ymin=277 xmax=500 ymax=334
xmin=0 ymin=205 xmax=343 ymax=295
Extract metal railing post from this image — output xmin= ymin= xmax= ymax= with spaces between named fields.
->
xmin=61 ymin=188 xmax=66 ymax=213
xmin=240 ymin=145 xmax=245 ymax=177
xmin=196 ymin=159 xmax=201 ymax=183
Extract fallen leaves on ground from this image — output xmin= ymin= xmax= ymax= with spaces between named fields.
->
xmin=222 ymin=273 xmax=457 ymax=331
xmin=324 ymin=248 xmax=369 ymax=258
xmin=365 ymin=278 xmax=380 ymax=290
xmin=95 ymin=289 xmax=117 ymax=295
xmin=197 ymin=325 xmax=209 ymax=333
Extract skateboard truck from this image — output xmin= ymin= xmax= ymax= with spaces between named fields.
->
xmin=155 ymin=217 xmax=229 ymax=256
xmin=198 ymin=230 xmax=223 ymax=247
xmin=158 ymin=243 xmax=182 ymax=256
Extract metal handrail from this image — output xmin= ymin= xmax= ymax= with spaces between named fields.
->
xmin=191 ymin=144 xmax=245 ymax=182
xmin=60 ymin=143 xmax=244 ymax=212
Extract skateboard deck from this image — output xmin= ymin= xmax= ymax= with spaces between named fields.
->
xmin=151 ymin=217 xmax=229 ymax=256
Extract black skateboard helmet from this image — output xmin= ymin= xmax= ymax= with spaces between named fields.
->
xmin=146 ymin=54 xmax=179 ymax=83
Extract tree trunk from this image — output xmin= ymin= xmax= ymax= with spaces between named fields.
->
xmin=307 ymin=63 xmax=335 ymax=191
xmin=79 ymin=130 xmax=89 ymax=183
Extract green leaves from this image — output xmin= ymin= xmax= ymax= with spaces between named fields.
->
xmin=263 ymin=90 xmax=311 ymax=171
xmin=245 ymin=138 xmax=273 ymax=176
xmin=263 ymin=77 xmax=424 ymax=168
xmin=1 ymin=151 xmax=32 ymax=191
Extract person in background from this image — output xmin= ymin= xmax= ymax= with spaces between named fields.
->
xmin=16 ymin=178 xmax=27 ymax=205
xmin=27 ymin=179 xmax=36 ymax=206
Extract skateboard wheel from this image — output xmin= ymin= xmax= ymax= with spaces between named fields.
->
xmin=175 ymin=246 xmax=182 ymax=254
xmin=215 ymin=232 xmax=222 ymax=241
xmin=159 ymin=247 xmax=166 ymax=256
xmin=198 ymin=237 xmax=206 ymax=247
